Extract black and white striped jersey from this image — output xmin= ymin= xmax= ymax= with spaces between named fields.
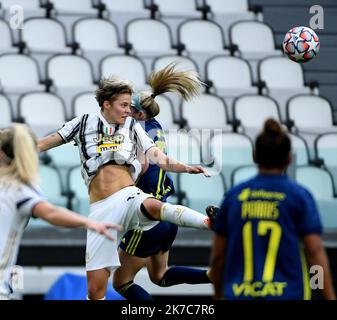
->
xmin=0 ymin=181 xmax=45 ymax=297
xmin=58 ymin=112 xmax=155 ymax=188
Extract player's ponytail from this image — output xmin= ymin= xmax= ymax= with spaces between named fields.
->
xmin=0 ymin=124 xmax=39 ymax=185
xmin=138 ymin=63 xmax=203 ymax=118
xmin=255 ymin=118 xmax=291 ymax=169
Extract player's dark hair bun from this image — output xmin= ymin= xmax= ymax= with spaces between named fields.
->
xmin=263 ymin=118 xmax=282 ymax=136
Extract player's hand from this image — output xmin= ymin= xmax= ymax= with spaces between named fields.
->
xmin=87 ymin=221 xmax=123 ymax=241
xmin=186 ymin=165 xmax=210 ymax=177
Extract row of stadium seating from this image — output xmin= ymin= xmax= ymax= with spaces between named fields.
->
xmin=1 ymin=52 xmax=335 ymax=120
xmin=0 ymin=0 xmax=259 ymax=42
xmin=1 ymin=17 xmax=283 ymax=78
xmin=2 ymin=89 xmax=336 ymax=155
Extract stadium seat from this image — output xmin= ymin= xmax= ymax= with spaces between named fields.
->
xmin=72 ymin=92 xmax=98 ymax=118
xmin=73 ymin=18 xmax=124 ymax=81
xmin=125 ymin=18 xmax=177 ymax=74
xmin=233 ymin=95 xmax=281 ymax=139
xmin=258 ymin=56 xmax=312 ymax=121
xmin=180 ymin=171 xmax=226 ymax=213
xmin=50 ymin=0 xmax=99 ymax=39
xmin=0 ymin=53 xmax=45 ymax=116
xmin=0 ymin=19 xmax=18 ymax=54
xmin=231 ymin=164 xmax=258 ymax=187
xmin=152 ymin=54 xmax=199 ymax=73
xmin=45 ymin=142 xmax=81 ymax=190
xmin=178 ymin=19 xmax=230 ymax=79
xmin=50 ymin=0 xmax=97 ymax=15
xmin=287 ymin=95 xmax=337 ymax=152
xmin=100 ymin=54 xmax=149 ymax=91
xmin=26 ymin=164 xmax=69 ymax=228
xmin=21 ymin=18 xmax=71 ymax=53
xmin=210 ymin=132 xmax=254 ymax=184
xmin=229 ymin=20 xmax=282 ymax=80
xmin=0 ymin=94 xmax=13 ymax=128
xmin=21 ymin=18 xmax=72 ymax=78
xmin=67 ymin=166 xmax=90 ymax=216
xmin=152 ymin=0 xmax=202 ymax=44
xmin=205 ymin=0 xmax=256 ymax=41
xmin=102 ymin=0 xmax=151 ymax=44
xmin=289 ymin=133 xmax=311 ymax=166
xmin=181 ymin=93 xmax=230 ymax=131
xmin=165 ymin=130 xmax=202 ymax=165
xmin=152 ymin=95 xmax=179 ymax=130
xmin=296 ymin=165 xmax=337 ymax=228
xmin=39 ymin=164 xmax=68 ymax=207
xmin=315 ymin=133 xmax=337 ymax=191
xmin=319 ymin=85 xmax=337 ymax=122
xmin=18 ymin=92 xmax=66 ymax=138
xmin=296 ymin=166 xmax=335 ymax=200
xmin=206 ymin=56 xmax=257 ymax=119
xmin=46 ymin=54 xmax=97 ymax=118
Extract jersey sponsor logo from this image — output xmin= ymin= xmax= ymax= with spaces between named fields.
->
xmin=97 ymin=143 xmax=122 ymax=153
xmin=94 ymin=133 xmax=124 ymax=144
xmin=232 ymin=281 xmax=288 ymax=297
xmin=238 ymin=188 xmax=286 ymax=202
xmin=95 ymin=133 xmax=125 ymax=153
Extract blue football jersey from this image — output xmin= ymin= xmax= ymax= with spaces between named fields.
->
xmin=136 ymin=119 xmax=175 ymax=201
xmin=214 ymin=174 xmax=322 ymax=300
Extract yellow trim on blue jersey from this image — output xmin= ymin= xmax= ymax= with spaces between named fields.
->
xmin=125 ymin=230 xmax=136 ymax=253
xmin=131 ymin=230 xmax=143 ymax=255
xmin=126 ymin=230 xmax=139 ymax=254
xmin=300 ymin=245 xmax=311 ymax=300
xmin=126 ymin=229 xmax=143 ymax=255
xmin=155 ymin=168 xmax=164 ymax=199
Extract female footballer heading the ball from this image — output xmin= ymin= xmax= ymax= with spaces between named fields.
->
xmin=114 ymin=69 xmax=213 ymax=300
xmin=38 ymin=64 xmax=214 ymax=300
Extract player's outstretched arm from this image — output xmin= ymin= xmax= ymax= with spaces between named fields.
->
xmin=303 ymin=234 xmax=336 ymax=300
xmin=37 ymin=133 xmax=64 ymax=153
xmin=146 ymin=146 xmax=210 ymax=177
xmin=32 ymin=201 xmax=122 ymax=241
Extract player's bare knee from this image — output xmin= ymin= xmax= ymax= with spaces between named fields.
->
xmin=87 ymin=280 xmax=106 ymax=299
xmin=149 ymin=271 xmax=166 ymax=286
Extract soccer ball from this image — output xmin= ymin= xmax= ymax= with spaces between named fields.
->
xmin=283 ymin=26 xmax=320 ymax=63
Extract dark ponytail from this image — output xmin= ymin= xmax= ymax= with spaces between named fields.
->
xmin=255 ymin=118 xmax=291 ymax=169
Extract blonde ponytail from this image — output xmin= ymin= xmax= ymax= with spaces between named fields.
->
xmin=148 ymin=62 xmax=203 ymax=100
xmin=140 ymin=63 xmax=204 ymax=118
xmin=0 ymin=124 xmax=39 ymax=185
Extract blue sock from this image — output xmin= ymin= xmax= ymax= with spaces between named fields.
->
xmin=159 ymin=267 xmax=211 ymax=287
xmin=116 ymin=281 xmax=153 ymax=300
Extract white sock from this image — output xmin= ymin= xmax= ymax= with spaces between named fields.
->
xmin=160 ymin=204 xmax=209 ymax=230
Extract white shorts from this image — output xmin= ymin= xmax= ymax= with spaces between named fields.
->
xmin=85 ymin=186 xmax=159 ymax=272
